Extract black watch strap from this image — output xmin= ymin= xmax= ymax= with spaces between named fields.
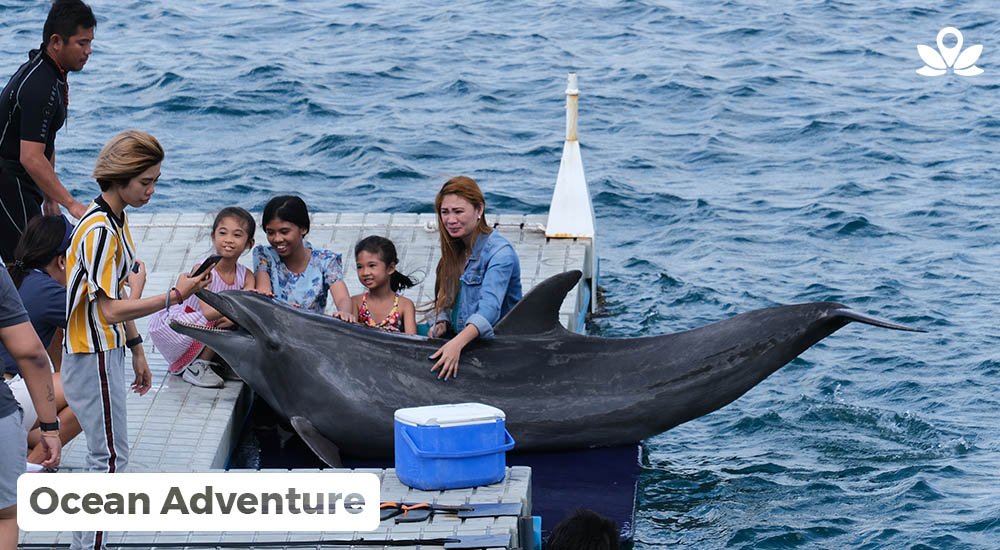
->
xmin=39 ymin=419 xmax=60 ymax=432
xmin=126 ymin=335 xmax=143 ymax=348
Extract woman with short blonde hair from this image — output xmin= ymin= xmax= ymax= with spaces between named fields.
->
xmin=61 ymin=129 xmax=210 ymax=550
xmin=92 ymin=129 xmax=165 ymax=191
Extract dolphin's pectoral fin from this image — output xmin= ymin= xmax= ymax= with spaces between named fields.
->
xmin=290 ymin=416 xmax=343 ymax=468
xmin=495 ymin=270 xmax=582 ymax=336
xmin=830 ymin=308 xmax=927 ymax=332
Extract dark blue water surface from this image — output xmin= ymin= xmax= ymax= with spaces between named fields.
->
xmin=4 ymin=1 xmax=998 ymax=547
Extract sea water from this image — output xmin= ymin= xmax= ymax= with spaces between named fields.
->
xmin=2 ymin=1 xmax=997 ymax=547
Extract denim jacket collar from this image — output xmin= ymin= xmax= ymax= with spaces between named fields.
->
xmin=465 ymin=230 xmax=493 ymax=266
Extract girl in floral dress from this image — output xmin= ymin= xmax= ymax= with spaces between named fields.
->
xmin=253 ymin=195 xmax=353 ymax=319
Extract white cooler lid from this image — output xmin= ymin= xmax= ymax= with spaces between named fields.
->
xmin=395 ymin=403 xmax=506 ymax=427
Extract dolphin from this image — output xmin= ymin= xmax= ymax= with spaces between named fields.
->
xmin=171 ymin=270 xmax=923 ymax=462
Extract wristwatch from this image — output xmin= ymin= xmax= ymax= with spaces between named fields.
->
xmin=125 ymin=335 xmax=143 ymax=349
xmin=39 ymin=419 xmax=60 ymax=432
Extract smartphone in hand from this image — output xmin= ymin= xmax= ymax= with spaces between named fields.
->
xmin=192 ymin=254 xmax=223 ymax=277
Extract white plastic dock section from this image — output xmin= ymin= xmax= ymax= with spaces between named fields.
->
xmin=133 ymin=211 xmax=590 ymax=330
xmin=19 ymin=211 xmax=591 ymax=549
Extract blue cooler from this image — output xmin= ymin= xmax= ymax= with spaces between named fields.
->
xmin=394 ymin=403 xmax=516 ymax=490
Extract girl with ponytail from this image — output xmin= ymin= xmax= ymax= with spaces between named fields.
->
xmin=5 ymin=214 xmax=72 ymax=289
xmin=350 ymin=235 xmax=417 ymax=334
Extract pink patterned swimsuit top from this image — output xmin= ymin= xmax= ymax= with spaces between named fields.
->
xmin=358 ymin=292 xmax=403 ymax=332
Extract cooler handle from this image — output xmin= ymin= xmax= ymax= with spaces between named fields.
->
xmin=401 ymin=427 xmax=515 ymax=459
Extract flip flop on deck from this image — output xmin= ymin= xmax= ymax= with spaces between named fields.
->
xmin=379 ymin=501 xmax=523 ymax=523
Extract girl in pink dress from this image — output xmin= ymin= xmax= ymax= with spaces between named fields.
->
xmin=148 ymin=207 xmax=256 ymax=387
xmin=350 ymin=235 xmax=417 ymax=334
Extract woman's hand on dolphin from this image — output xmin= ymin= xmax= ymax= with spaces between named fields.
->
xmin=332 ymin=310 xmax=357 ymax=323
xmin=248 ymin=288 xmax=274 ymax=298
xmin=430 ymin=324 xmax=481 ymax=380
xmin=429 ymin=340 xmax=462 ymax=380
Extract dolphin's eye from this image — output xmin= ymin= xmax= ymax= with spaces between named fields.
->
xmin=266 ymin=338 xmax=280 ymax=352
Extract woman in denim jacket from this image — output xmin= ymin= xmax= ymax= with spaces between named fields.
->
xmin=429 ymin=176 xmax=522 ymax=380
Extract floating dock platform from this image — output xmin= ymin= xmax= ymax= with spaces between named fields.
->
xmin=19 ymin=212 xmax=593 ymax=549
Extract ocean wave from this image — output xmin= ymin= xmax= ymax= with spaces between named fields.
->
xmin=4 ymin=0 xmax=996 ymax=546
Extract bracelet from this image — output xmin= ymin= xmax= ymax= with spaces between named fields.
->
xmin=172 ymin=287 xmax=183 ymax=305
xmin=125 ymin=335 xmax=143 ymax=349
xmin=39 ymin=419 xmax=59 ymax=432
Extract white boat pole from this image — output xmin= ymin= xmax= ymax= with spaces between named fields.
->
xmin=546 ymin=73 xmax=598 ymax=313
xmin=546 ymin=74 xmax=595 ymax=239
xmin=566 ymin=73 xmax=579 ymax=142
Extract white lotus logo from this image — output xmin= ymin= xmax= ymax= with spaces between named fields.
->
xmin=917 ymin=27 xmax=983 ymax=76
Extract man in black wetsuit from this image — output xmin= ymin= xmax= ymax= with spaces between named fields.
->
xmin=0 ymin=0 xmax=95 ymax=262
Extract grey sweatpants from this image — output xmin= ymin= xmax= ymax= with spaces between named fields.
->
xmin=61 ymin=348 xmax=128 ymax=550
xmin=0 ymin=409 xmax=26 ymax=509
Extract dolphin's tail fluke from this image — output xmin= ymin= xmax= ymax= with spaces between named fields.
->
xmin=830 ymin=308 xmax=927 ymax=332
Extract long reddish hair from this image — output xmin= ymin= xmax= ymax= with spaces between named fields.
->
xmin=433 ymin=176 xmax=492 ymax=314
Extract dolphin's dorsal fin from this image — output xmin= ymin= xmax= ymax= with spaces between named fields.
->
xmin=495 ymin=270 xmax=582 ymax=336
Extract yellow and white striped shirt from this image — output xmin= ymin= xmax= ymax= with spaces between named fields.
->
xmin=65 ymin=198 xmax=137 ymax=353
